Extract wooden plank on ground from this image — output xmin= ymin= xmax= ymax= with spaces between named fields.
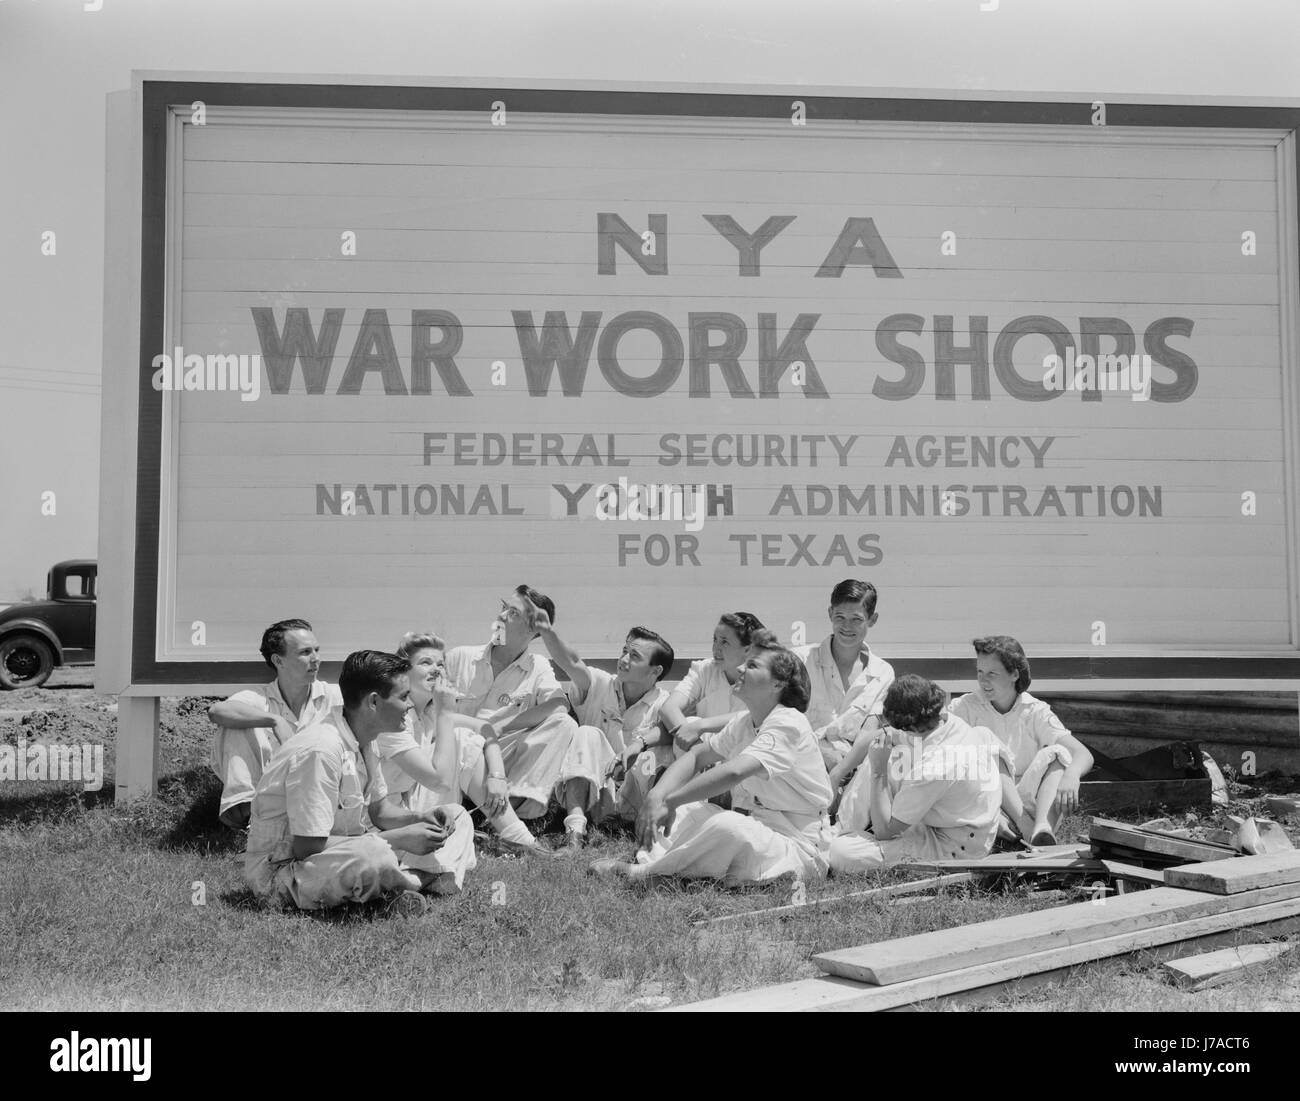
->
xmin=693 ymin=873 xmax=973 ymax=927
xmin=1100 ymin=860 xmax=1167 ymax=886
xmin=1165 ymin=851 xmax=1300 ymax=895
xmin=813 ymin=880 xmax=1300 ymax=986
xmin=674 ymin=897 xmax=1300 ymax=1012
xmin=1089 ymin=817 xmax=1237 ymax=864
xmin=905 ymin=856 xmax=1107 ymax=875
xmin=1161 ymin=942 xmax=1295 ymax=991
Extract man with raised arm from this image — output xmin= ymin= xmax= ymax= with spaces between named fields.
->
xmin=208 ymin=618 xmax=342 ymax=829
xmin=244 ymin=650 xmax=475 ymax=913
xmin=535 ymin=618 xmax=677 ymax=826
xmin=442 ymin=585 xmax=593 ymax=845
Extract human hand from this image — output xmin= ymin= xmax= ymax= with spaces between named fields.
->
xmin=527 ymin=602 xmax=552 ymax=634
xmin=673 ymin=717 xmax=705 ymax=752
xmin=866 ymin=740 xmax=892 ymax=776
xmin=269 ymin=715 xmax=296 ymax=744
xmin=483 ymin=775 xmax=510 ymax=817
xmin=636 ymin=796 xmax=674 ymax=851
xmin=1054 ymin=774 xmax=1081 ymax=815
xmin=395 ymin=821 xmax=449 ymax=855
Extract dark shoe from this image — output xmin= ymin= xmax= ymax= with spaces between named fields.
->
xmin=384 ymin=890 xmax=429 ymax=918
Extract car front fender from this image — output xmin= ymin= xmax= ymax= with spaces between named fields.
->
xmin=0 ymin=619 xmax=65 ymax=665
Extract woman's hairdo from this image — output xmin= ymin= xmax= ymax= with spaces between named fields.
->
xmin=882 ymin=674 xmax=948 ymax=733
xmin=972 ymin=635 xmax=1031 ymax=694
xmin=746 ymin=628 xmax=812 ymax=712
xmin=396 ymin=631 xmax=446 ymax=660
xmin=717 ymin=611 xmax=765 ymax=646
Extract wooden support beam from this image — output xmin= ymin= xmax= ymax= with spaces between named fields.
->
xmin=1162 ymin=942 xmax=1295 ymax=991
xmin=115 ymin=695 xmax=159 ymax=802
xmin=673 ymin=899 xmax=1300 ymax=1012
xmin=814 ymin=880 xmax=1300 ymax=986
xmin=1165 ymin=852 xmax=1300 ymax=895
xmin=1079 ymin=778 xmax=1211 ymax=816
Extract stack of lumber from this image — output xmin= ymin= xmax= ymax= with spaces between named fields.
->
xmin=1088 ymin=817 xmax=1237 ymax=869
xmin=670 ymin=851 xmax=1300 ymax=1012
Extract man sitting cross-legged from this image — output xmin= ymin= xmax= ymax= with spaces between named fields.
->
xmin=208 ymin=618 xmax=341 ymax=829
xmin=535 ymin=619 xmax=677 ymax=827
xmin=243 ymin=650 xmax=475 ymax=913
xmin=442 ymin=585 xmax=593 ymax=846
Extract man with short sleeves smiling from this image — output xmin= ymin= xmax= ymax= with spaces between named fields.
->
xmin=442 ymin=585 xmax=588 ymax=836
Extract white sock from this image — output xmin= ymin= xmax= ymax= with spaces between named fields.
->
xmin=495 ymin=818 xmax=535 ymax=846
xmin=564 ymin=810 xmax=588 ymax=834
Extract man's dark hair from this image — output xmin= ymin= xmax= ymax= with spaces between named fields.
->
xmin=515 ymin=584 xmax=556 ymax=629
xmin=829 ymin=579 xmax=878 ymax=617
xmin=882 ymin=674 xmax=947 ymax=733
xmin=339 ymin=650 xmax=411 ymax=711
xmin=259 ymin=618 xmax=314 ymax=670
xmin=972 ymin=635 xmax=1031 ymax=694
xmin=626 ymin=626 xmax=675 ymax=682
xmin=748 ymin=628 xmax=812 ymax=712
xmin=717 ymin=611 xmax=765 ymax=647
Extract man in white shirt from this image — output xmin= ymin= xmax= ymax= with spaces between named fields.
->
xmin=795 ymin=580 xmax=896 ymax=792
xmin=208 ymin=618 xmax=342 ymax=828
xmin=244 ymin=650 xmax=474 ymax=912
xmin=442 ymin=585 xmax=587 ymax=838
xmin=536 ymin=621 xmax=676 ymax=826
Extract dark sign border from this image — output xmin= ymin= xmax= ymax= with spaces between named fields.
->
xmin=133 ymin=80 xmax=1300 ymax=684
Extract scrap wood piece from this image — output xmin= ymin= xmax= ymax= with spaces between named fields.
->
xmin=905 ymin=856 xmax=1107 ymax=875
xmin=1265 ymin=796 xmax=1299 ymax=821
xmin=1161 ymin=942 xmax=1295 ymax=991
xmin=1165 ymin=851 xmax=1300 ymax=895
xmin=692 ymin=872 xmax=974 ymax=927
xmin=672 ymin=896 xmax=1300 ymax=1012
xmin=1089 ymin=817 xmax=1236 ymax=864
xmin=812 ymin=880 xmax=1300 ymax=986
xmin=1099 ymin=860 xmax=1167 ymax=886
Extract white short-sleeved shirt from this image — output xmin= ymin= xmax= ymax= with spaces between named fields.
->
xmin=704 ymin=705 xmax=832 ymax=816
xmin=248 ymin=708 xmax=387 ymax=847
xmin=795 ymin=637 xmax=895 ymax=743
xmin=567 ymin=668 xmax=668 ymax=756
xmin=444 ymin=643 xmax=565 ymax=720
xmin=223 ymin=679 xmax=342 ymax=738
xmin=948 ymin=690 xmax=1071 ymax=778
xmin=671 ymin=659 xmax=745 ymax=720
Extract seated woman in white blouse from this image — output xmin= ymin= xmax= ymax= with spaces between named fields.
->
xmin=947 ymin=635 xmax=1094 ymax=847
xmin=657 ymin=611 xmax=764 ymax=754
xmin=828 ymin=674 xmax=1012 ymax=874
xmin=374 ymin=631 xmax=545 ymax=857
xmin=589 ymin=630 xmax=833 ymax=886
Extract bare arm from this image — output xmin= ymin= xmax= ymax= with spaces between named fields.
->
xmin=208 ymin=699 xmax=277 ymax=729
xmin=532 ymin=616 xmax=592 ymax=702
xmin=866 ymin=745 xmax=911 ymax=841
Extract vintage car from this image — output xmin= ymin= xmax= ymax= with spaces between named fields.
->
xmin=0 ymin=559 xmax=96 ymax=690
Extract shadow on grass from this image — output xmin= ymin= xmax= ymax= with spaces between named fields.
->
xmin=157 ymin=767 xmax=244 ymax=854
xmin=0 ymin=783 xmax=114 ymax=829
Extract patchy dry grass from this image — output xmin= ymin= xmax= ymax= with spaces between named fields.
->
xmin=2 ymin=682 xmax=1299 ymax=1011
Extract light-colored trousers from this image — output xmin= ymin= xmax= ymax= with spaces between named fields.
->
xmin=212 ymin=726 xmax=281 ymax=819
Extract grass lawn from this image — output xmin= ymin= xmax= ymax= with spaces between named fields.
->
xmin=3 ymin=676 xmax=1300 ymax=1011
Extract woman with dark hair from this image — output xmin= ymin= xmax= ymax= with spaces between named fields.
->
xmin=590 ymin=630 xmax=833 ymax=885
xmin=827 ymin=674 xmax=1013 ymax=874
xmin=947 ymin=636 xmax=1094 ymax=846
xmin=658 ymin=611 xmax=765 ymax=754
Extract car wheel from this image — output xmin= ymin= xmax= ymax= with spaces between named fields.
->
xmin=0 ymin=634 xmax=55 ymax=690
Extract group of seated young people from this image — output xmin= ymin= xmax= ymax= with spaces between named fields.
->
xmin=207 ymin=579 xmax=1094 ymax=914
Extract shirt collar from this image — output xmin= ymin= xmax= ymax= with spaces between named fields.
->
xmin=818 ymin=636 xmax=883 ymax=676
xmin=482 ymin=642 xmax=532 ymax=676
xmin=266 ymin=678 xmax=327 ymax=708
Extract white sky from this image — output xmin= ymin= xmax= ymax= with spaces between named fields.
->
xmin=0 ymin=0 xmax=1297 ymax=600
